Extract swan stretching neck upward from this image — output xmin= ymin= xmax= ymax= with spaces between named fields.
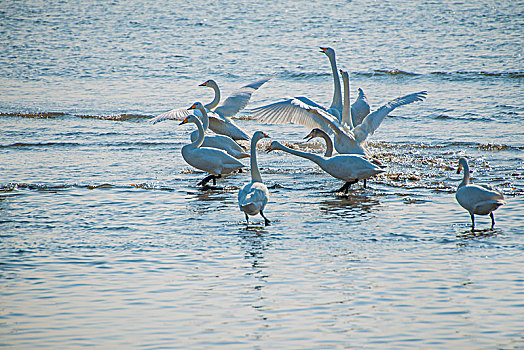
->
xmin=455 ymin=157 xmax=505 ymax=230
xmin=199 ymin=78 xmax=271 ymax=140
xmin=238 ymin=131 xmax=271 ymax=226
xmin=188 ymin=102 xmax=249 ymax=159
xmin=179 ymin=106 xmax=245 ymax=188
xmin=267 ymin=140 xmax=384 ymax=193
xmin=320 ymin=47 xmax=342 ymax=120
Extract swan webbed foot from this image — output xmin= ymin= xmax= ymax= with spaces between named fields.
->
xmin=337 ymin=180 xmax=358 ymax=194
xmin=260 ymin=211 xmax=271 ymax=226
xmin=197 ymin=174 xmax=215 ymax=187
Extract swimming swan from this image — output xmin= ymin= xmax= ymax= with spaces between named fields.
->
xmin=238 ymin=131 xmax=271 ymax=226
xmin=455 ymin=157 xmax=505 ymax=230
xmin=179 ymin=106 xmax=245 ymax=187
xmin=267 ymin=140 xmax=385 ymax=193
xmin=251 ymin=47 xmax=370 ymax=127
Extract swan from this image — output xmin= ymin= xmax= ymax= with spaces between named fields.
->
xmin=179 ymin=107 xmax=245 ymax=187
xmin=267 ymin=140 xmax=385 ymax=193
xmin=259 ymin=67 xmax=426 ymax=156
xmin=200 ymin=78 xmax=271 ymax=140
xmin=455 ymin=157 xmax=505 ymax=230
xmin=151 ymin=78 xmax=270 ymax=140
xmin=303 ymin=127 xmax=383 ymax=188
xmin=251 ymin=47 xmax=370 ymax=127
xmin=238 ymin=131 xmax=271 ymax=226
xmin=188 ymin=102 xmax=250 ymax=159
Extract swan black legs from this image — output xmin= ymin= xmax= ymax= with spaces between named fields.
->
xmin=470 ymin=213 xmax=475 ymax=231
xmin=490 ymin=212 xmax=495 ymax=229
xmin=337 ymin=180 xmax=358 ymax=194
xmin=260 ymin=210 xmax=271 ymax=226
xmin=197 ymin=174 xmax=222 ymax=187
xmin=244 ymin=213 xmax=249 ymax=225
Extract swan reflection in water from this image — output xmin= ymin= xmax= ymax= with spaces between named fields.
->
xmin=318 ymin=191 xmax=380 ymax=221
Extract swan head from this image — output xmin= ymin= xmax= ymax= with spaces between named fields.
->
xmin=357 ymin=88 xmax=366 ymax=98
xmin=304 ymin=128 xmax=327 ymax=142
xmin=266 ymin=140 xmax=283 ymax=153
xmin=252 ymin=131 xmax=270 ymax=143
xmin=188 ymin=102 xmax=205 ymax=112
xmin=199 ymin=79 xmax=218 ymax=88
xmin=339 ymin=69 xmax=349 ymax=82
xmin=179 ymin=114 xmax=200 ymax=126
xmin=319 ymin=47 xmax=335 ymax=58
xmin=457 ymin=157 xmax=469 ymax=174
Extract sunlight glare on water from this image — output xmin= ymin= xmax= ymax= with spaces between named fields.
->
xmin=1 ymin=0 xmax=523 ymax=348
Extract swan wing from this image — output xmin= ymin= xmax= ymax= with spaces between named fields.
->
xmin=213 ymin=77 xmax=272 ymax=119
xmin=150 ymin=107 xmax=202 ymax=124
xmin=251 ymin=97 xmax=338 ymax=135
xmin=352 ymin=91 xmax=427 ymax=142
xmin=350 ymin=88 xmax=371 ymax=127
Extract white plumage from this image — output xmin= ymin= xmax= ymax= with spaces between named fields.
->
xmin=267 ymin=140 xmax=385 ymax=193
xmin=179 ymin=106 xmax=245 ymax=187
xmin=238 ymin=131 xmax=271 ymax=225
xmin=455 ymin=157 xmax=505 ymax=230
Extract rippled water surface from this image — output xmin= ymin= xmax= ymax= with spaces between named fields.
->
xmin=1 ymin=0 xmax=523 ymax=348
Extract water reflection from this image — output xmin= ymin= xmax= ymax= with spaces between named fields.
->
xmin=318 ymin=191 xmax=380 ymax=221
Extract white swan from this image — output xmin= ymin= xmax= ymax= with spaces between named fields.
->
xmin=179 ymin=108 xmax=245 ymax=187
xmin=267 ymin=140 xmax=385 ymax=193
xmin=188 ymin=102 xmax=250 ymax=159
xmin=258 ymin=67 xmax=426 ymax=156
xmin=251 ymin=47 xmax=370 ymax=127
xmin=151 ymin=78 xmax=270 ymax=141
xmin=200 ymin=78 xmax=271 ymax=140
xmin=455 ymin=157 xmax=505 ymax=230
xmin=238 ymin=131 xmax=271 ymax=226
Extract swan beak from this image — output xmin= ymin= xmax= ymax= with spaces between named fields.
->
xmin=304 ymin=131 xmax=314 ymax=142
xmin=456 ymin=167 xmax=462 ymax=174
xmin=179 ymin=117 xmax=190 ymax=125
xmin=199 ymin=81 xmax=207 ymax=87
xmin=262 ymin=132 xmax=270 ymax=138
xmin=266 ymin=146 xmax=273 ymax=153
xmin=187 ymin=103 xmax=197 ymax=110
xmin=319 ymin=47 xmax=328 ymax=53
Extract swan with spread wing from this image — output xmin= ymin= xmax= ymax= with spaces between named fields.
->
xmin=151 ymin=78 xmax=270 ymax=140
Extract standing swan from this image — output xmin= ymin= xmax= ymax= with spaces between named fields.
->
xmin=267 ymin=140 xmax=385 ymax=193
xmin=188 ymin=102 xmax=250 ymax=159
xmin=179 ymin=105 xmax=245 ymax=188
xmin=238 ymin=131 xmax=271 ymax=226
xmin=455 ymin=157 xmax=505 ymax=230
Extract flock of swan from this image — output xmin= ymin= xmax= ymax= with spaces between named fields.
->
xmin=152 ymin=47 xmax=505 ymax=231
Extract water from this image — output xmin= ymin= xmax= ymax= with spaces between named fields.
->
xmin=1 ymin=0 xmax=523 ymax=348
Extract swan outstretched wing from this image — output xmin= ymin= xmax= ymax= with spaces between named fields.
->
xmin=250 ymin=97 xmax=339 ymax=134
xmin=150 ymin=107 xmax=203 ymax=124
xmin=352 ymin=91 xmax=427 ymax=142
xmin=213 ymin=77 xmax=271 ymax=119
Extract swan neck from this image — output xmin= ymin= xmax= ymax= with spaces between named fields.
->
xmin=328 ymin=53 xmax=342 ymax=114
xmin=250 ymin=137 xmax=263 ymax=183
xmin=459 ymin=162 xmax=470 ymax=188
xmin=204 ymin=83 xmax=220 ymax=110
xmin=190 ymin=118 xmax=205 ymax=149
xmin=320 ymin=133 xmax=334 ymax=157
xmin=278 ymin=143 xmax=324 ymax=166
xmin=197 ymin=106 xmax=209 ymax=131
xmin=341 ymin=73 xmax=353 ymax=129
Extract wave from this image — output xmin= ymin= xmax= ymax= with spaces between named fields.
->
xmin=0 ymin=182 xmax=177 ymax=193
xmin=1 ymin=112 xmax=153 ymax=121
xmin=0 ymin=141 xmax=182 ymax=149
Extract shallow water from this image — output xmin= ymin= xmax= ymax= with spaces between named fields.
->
xmin=1 ymin=0 xmax=523 ymax=348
